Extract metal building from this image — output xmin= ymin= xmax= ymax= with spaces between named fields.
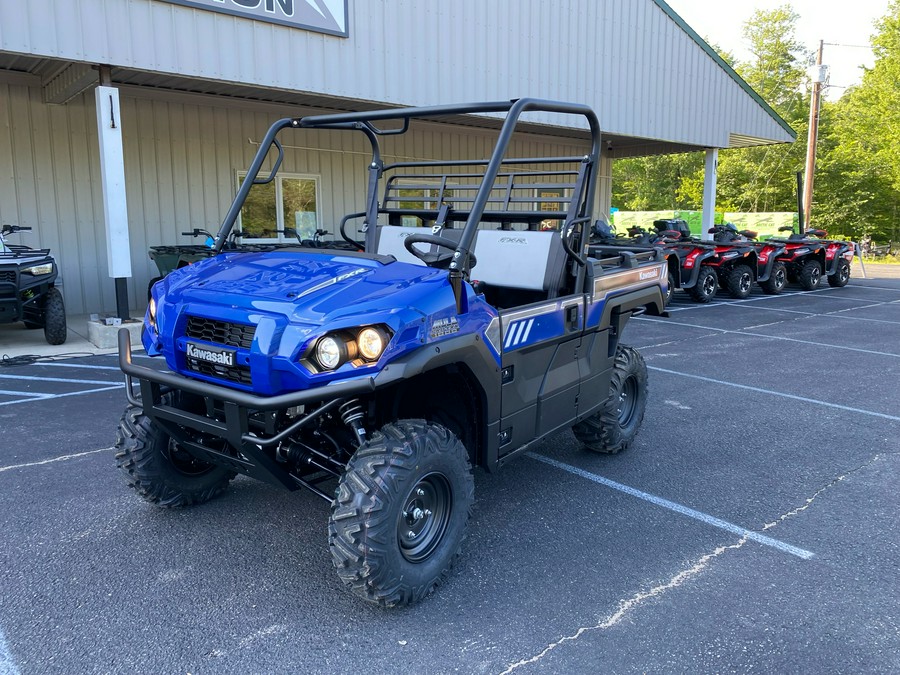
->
xmin=0 ymin=0 xmax=794 ymax=317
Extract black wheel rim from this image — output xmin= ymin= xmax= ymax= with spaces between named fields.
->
xmin=618 ymin=375 xmax=638 ymax=426
xmin=840 ymin=264 xmax=849 ymax=282
xmin=739 ymin=273 xmax=752 ymax=293
xmin=811 ymin=267 xmax=820 ymax=284
xmin=398 ymin=473 xmax=452 ymax=563
xmin=702 ymin=273 xmax=716 ymax=296
xmin=775 ymin=267 xmax=786 ymax=288
xmin=164 ymin=438 xmax=217 ymax=476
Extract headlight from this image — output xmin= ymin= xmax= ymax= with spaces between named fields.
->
xmin=316 ymin=336 xmax=345 ymax=370
xmin=22 ymin=263 xmax=53 ymax=275
xmin=357 ymin=327 xmax=387 ymax=361
xmin=148 ymin=297 xmax=157 ymax=325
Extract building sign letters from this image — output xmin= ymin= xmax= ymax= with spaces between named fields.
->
xmin=158 ymin=0 xmax=348 ymax=37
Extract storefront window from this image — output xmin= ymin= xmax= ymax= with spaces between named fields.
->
xmin=237 ymin=173 xmax=319 ymax=241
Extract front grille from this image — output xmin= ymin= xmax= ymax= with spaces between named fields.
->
xmin=0 ymin=271 xmax=15 ymax=283
xmin=186 ymin=358 xmax=253 ymax=386
xmin=185 ymin=316 xmax=256 ymax=349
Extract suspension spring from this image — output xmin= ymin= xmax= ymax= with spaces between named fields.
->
xmin=339 ymin=399 xmax=367 ymax=445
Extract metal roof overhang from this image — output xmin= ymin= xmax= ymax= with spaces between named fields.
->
xmin=0 ymin=53 xmax=739 ymax=158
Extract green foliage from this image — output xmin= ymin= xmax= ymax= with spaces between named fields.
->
xmin=613 ymin=5 xmax=810 ymax=221
xmin=813 ymin=1 xmax=900 ymax=242
xmin=613 ymin=2 xmax=900 ymax=245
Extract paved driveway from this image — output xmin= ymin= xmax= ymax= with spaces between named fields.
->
xmin=1 ymin=277 xmax=898 ymax=674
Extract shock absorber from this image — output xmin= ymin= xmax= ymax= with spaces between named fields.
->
xmin=339 ymin=399 xmax=367 ymax=446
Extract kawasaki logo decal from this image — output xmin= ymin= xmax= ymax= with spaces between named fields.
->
xmin=187 ymin=343 xmax=235 ymax=366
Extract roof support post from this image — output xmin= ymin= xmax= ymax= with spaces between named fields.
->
xmin=95 ymin=66 xmax=131 ymax=319
xmin=701 ymin=148 xmax=718 ymax=242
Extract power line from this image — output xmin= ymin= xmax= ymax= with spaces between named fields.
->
xmin=822 ymin=42 xmax=873 ymax=49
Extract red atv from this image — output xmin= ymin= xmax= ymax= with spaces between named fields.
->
xmin=591 ymin=221 xmax=718 ymax=304
xmin=768 ymin=226 xmax=852 ymax=290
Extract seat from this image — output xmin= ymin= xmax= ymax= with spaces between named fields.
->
xmin=374 ymin=226 xmax=428 ymax=265
xmin=470 ymin=229 xmax=569 ymax=298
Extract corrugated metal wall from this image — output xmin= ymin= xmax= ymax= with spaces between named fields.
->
xmin=0 ymin=80 xmax=590 ymax=315
xmin=0 ymin=0 xmax=793 ymax=148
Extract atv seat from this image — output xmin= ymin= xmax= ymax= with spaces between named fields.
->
xmin=788 ymin=233 xmax=805 ymax=241
xmin=471 ymin=229 xmax=569 ymax=301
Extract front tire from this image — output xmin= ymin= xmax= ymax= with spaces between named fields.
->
xmin=572 ymin=345 xmax=648 ymax=454
xmin=760 ymin=261 xmax=787 ymax=295
xmin=828 ymin=259 xmax=850 ymax=287
xmin=43 ymin=287 xmax=67 ymax=345
xmin=329 ymin=420 xmax=474 ymax=607
xmin=727 ymin=264 xmax=754 ymax=299
xmin=799 ymin=260 xmax=822 ymax=290
xmin=688 ymin=266 xmax=718 ymax=303
xmin=665 ymin=271 xmax=675 ymax=306
xmin=115 ymin=400 xmax=235 ymax=507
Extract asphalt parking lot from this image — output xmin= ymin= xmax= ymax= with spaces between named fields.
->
xmin=1 ymin=275 xmax=899 ymax=674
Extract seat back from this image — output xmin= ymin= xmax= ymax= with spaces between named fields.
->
xmin=471 ymin=229 xmax=568 ymax=294
xmin=374 ymin=226 xmax=427 ymax=265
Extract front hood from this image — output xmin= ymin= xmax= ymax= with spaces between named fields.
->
xmin=161 ymin=250 xmax=446 ymax=323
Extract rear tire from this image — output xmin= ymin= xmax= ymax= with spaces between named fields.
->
xmin=43 ymin=287 xmax=67 ymax=345
xmin=688 ymin=266 xmax=718 ymax=303
xmin=828 ymin=259 xmax=850 ymax=287
xmin=799 ymin=260 xmax=822 ymax=290
xmin=727 ymin=264 xmax=754 ymax=299
xmin=329 ymin=420 xmax=474 ymax=607
xmin=115 ymin=398 xmax=236 ymax=507
xmin=760 ymin=261 xmax=787 ymax=295
xmin=665 ymin=271 xmax=675 ymax=306
xmin=572 ymin=345 xmax=648 ymax=454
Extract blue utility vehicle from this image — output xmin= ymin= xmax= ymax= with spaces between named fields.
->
xmin=116 ymin=99 xmax=667 ymax=606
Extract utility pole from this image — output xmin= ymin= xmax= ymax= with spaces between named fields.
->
xmin=802 ymin=40 xmax=825 ymax=228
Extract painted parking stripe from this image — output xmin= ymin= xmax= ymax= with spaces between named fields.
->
xmin=716 ymin=302 xmax=900 ymax=325
xmin=636 ymin=316 xmax=900 ymax=358
xmin=649 ymin=366 xmax=900 ymax=422
xmin=33 ymin=362 xmax=123 ymax=371
xmin=666 ymin=287 xmax=841 ymax=312
xmin=0 ymin=448 xmax=108 ymax=474
xmin=527 ymin=453 xmax=814 ymax=560
xmin=0 ymin=374 xmax=118 ymax=385
xmin=0 ymin=389 xmax=51 ymax=399
xmin=0 ymin=384 xmax=124 ymax=408
xmin=0 ymin=625 xmax=18 ymax=675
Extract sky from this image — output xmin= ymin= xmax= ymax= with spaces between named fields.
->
xmin=665 ymin=0 xmax=887 ymax=100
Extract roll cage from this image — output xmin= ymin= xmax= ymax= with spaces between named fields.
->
xmin=211 ymin=98 xmax=601 ymax=313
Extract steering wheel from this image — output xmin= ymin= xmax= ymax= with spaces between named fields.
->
xmin=403 ymin=233 xmax=475 ymax=269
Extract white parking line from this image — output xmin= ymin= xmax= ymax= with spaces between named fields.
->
xmin=636 ymin=316 xmax=900 ymax=358
xmin=0 ymin=626 xmax=18 ymax=675
xmin=527 ymin=453 xmax=814 ymax=559
xmin=648 ymin=366 xmax=900 ymax=422
xmin=0 ymin=374 xmax=118 ymax=385
xmin=33 ymin=362 xmax=123 ymax=371
xmin=667 ymin=287 xmax=841 ymax=312
xmin=716 ymin=302 xmax=900 ymax=325
xmin=0 ymin=385 xmax=124 ymax=408
xmin=0 ymin=448 xmax=108 ymax=474
xmin=0 ymin=389 xmax=50 ymax=399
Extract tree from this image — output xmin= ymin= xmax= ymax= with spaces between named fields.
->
xmin=812 ymin=1 xmax=900 ymax=241
xmin=612 ymin=7 xmax=810 ymax=219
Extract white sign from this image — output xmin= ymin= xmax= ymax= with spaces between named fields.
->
xmin=95 ymin=86 xmax=132 ymax=279
xmin=158 ymin=0 xmax=348 ymax=36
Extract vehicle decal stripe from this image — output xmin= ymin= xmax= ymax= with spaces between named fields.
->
xmin=520 ymin=318 xmax=534 ymax=344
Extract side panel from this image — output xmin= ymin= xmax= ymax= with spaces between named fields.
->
xmin=498 ymin=296 xmax=584 ymax=456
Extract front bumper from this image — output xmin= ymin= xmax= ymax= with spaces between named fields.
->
xmin=118 ymin=328 xmax=375 ymax=494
